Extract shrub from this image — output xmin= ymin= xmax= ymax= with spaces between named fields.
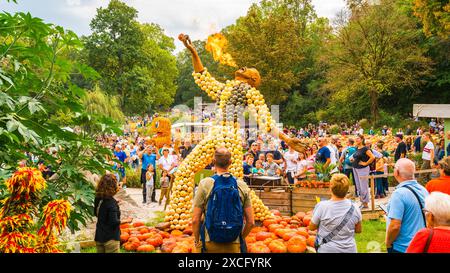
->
xmin=359 ymin=119 xmax=370 ymax=129
xmin=125 ymin=167 xmax=141 ymax=188
xmin=329 ymin=124 xmax=340 ymax=134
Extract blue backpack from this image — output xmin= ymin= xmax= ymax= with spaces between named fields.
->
xmin=344 ymin=146 xmax=357 ymax=166
xmin=200 ymin=174 xmax=245 ymax=252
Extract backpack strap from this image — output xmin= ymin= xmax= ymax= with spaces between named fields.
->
xmin=316 ymin=203 xmax=355 ymax=249
xmin=423 ymin=228 xmax=434 ymax=253
xmin=403 ymin=185 xmax=427 ymax=227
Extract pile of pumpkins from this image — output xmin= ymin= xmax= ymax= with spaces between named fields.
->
xmin=245 ymin=210 xmax=317 ymax=253
xmin=120 ymin=221 xmax=194 ymax=253
xmin=121 ymin=209 xmax=315 ymax=253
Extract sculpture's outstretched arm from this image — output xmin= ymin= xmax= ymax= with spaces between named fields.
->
xmin=178 ymin=34 xmax=204 ymax=73
xmin=178 ymin=33 xmax=223 ymax=101
xmin=248 ymin=88 xmax=308 ymax=153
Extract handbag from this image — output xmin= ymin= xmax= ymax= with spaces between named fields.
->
xmin=314 ymin=204 xmax=355 ymax=251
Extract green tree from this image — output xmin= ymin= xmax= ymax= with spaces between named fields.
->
xmin=323 ymin=0 xmax=433 ymax=124
xmin=0 ymin=10 xmax=119 ymax=232
xmin=84 ymin=0 xmax=177 ymax=114
xmin=413 ymin=0 xmax=450 ymax=38
xmin=225 ymin=0 xmax=317 ymax=105
xmin=82 ymin=87 xmax=125 ymax=122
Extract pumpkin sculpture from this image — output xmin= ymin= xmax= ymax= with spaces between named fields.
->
xmin=164 ymin=34 xmax=309 ymax=230
xmin=148 ymin=117 xmax=172 ymax=149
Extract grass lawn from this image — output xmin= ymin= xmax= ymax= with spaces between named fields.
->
xmin=356 ymin=219 xmax=387 ymax=253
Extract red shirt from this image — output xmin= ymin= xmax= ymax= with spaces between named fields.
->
xmin=407 ymin=228 xmax=450 ymax=253
xmin=426 ymin=176 xmax=450 ymax=195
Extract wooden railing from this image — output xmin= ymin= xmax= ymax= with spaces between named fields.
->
xmin=361 ymin=169 xmax=439 ymax=212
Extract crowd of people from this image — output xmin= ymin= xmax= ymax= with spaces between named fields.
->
xmin=93 ymin=114 xmax=450 ymax=253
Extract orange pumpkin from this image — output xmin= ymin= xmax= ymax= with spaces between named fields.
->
xmin=275 ymin=228 xmax=290 ymax=238
xmin=263 ymin=219 xmax=277 ymax=227
xmin=307 ymin=236 xmax=316 ymax=247
xmin=248 ymin=242 xmax=271 ymax=253
xmin=245 ymin=235 xmax=257 ymax=244
xmin=296 ymin=227 xmax=309 ymax=238
xmin=302 ymin=215 xmax=312 ymax=226
xmin=161 ymin=241 xmax=177 ymax=253
xmin=287 ymin=236 xmax=307 ymax=253
xmin=251 ymin=226 xmax=268 ymax=233
xmin=133 ymin=221 xmax=145 ymax=228
xmin=270 ymin=210 xmax=281 ymax=216
xmin=183 ymin=228 xmax=193 ymax=235
xmin=137 ymin=244 xmax=155 ymax=253
xmin=172 ymin=244 xmax=190 ymax=253
xmin=268 ymin=240 xmax=287 ymax=253
xmin=146 ymin=234 xmax=163 ymax=247
xmin=139 ymin=227 xmax=149 ymax=234
xmin=120 ymin=233 xmax=130 ymax=243
xmin=263 ymin=237 xmax=274 ymax=246
xmin=255 ymin=231 xmax=273 ymax=241
xmin=171 ymin=230 xmax=183 ymax=237
xmin=120 ymin=223 xmax=131 ymax=229
xmin=123 ymin=243 xmax=134 ymax=251
xmin=268 ymin=224 xmax=283 ymax=233
xmin=282 ymin=232 xmax=297 ymax=241
xmin=128 ymin=236 xmax=140 ymax=244
xmin=159 ymin=231 xmax=171 ymax=239
xmin=295 ymin=212 xmax=306 ymax=220
xmin=137 ymin=233 xmax=152 ymax=241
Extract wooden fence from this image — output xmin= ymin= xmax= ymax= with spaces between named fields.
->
xmin=361 ymin=168 xmax=439 ymax=212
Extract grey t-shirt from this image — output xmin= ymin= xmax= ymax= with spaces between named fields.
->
xmin=311 ymin=199 xmax=362 ymax=253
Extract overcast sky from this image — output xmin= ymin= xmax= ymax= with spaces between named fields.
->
xmin=1 ymin=0 xmax=346 ymax=52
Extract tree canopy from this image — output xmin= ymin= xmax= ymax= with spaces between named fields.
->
xmin=84 ymin=0 xmax=177 ymax=114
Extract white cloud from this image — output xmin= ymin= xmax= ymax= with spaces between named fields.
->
xmin=66 ymin=0 xmax=82 ymax=6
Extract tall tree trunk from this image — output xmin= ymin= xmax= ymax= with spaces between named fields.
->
xmin=369 ymin=87 xmax=378 ymax=125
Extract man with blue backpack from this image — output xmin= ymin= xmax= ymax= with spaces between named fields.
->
xmin=192 ymin=147 xmax=255 ymax=253
xmin=340 ymin=138 xmax=358 ymax=197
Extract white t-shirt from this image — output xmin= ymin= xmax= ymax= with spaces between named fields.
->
xmin=311 ymin=199 xmax=362 ymax=253
xmin=146 ymin=173 xmax=154 ymax=187
xmin=158 ymin=155 xmax=174 ymax=171
xmin=296 ymin=160 xmax=309 ymax=176
xmin=422 ymin=141 xmax=434 ymax=160
xmin=284 ymin=150 xmax=299 ymax=172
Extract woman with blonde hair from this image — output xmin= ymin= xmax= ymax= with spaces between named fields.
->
xmin=407 ymin=191 xmax=450 ymax=253
xmin=309 ymin=173 xmax=362 ymax=253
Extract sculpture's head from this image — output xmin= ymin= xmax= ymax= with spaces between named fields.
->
xmin=235 ymin=67 xmax=261 ymax=88
xmin=150 ymin=117 xmax=171 ymax=137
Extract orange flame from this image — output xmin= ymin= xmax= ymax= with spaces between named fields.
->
xmin=205 ymin=33 xmax=237 ymax=67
